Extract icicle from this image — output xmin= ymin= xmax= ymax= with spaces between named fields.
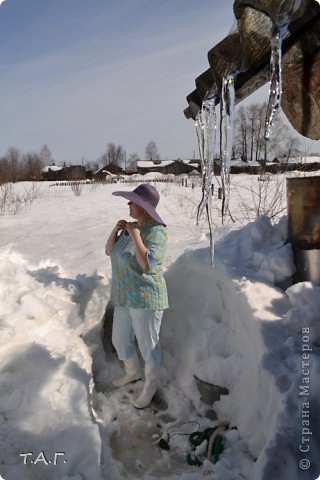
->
xmin=195 ymin=85 xmax=217 ymax=265
xmin=220 ymin=73 xmax=236 ymax=222
xmin=265 ymin=0 xmax=302 ymax=140
xmin=264 ymin=24 xmax=286 ymax=141
xmin=196 ymin=88 xmax=217 ymax=224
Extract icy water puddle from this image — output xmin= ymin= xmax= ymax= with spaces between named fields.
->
xmin=110 ymin=409 xmax=194 ymax=478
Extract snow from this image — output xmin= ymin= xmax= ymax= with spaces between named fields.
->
xmin=275 ymin=156 xmax=320 ymax=165
xmin=42 ymin=165 xmax=64 ymax=172
xmin=137 ymin=161 xmax=175 ymax=168
xmin=0 ymin=178 xmax=319 ymax=480
xmin=136 ymin=160 xmax=200 ymax=168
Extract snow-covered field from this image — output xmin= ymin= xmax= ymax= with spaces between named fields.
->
xmin=0 ymin=176 xmax=319 ymax=480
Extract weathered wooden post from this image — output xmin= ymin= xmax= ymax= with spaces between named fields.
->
xmin=287 ymin=176 xmax=320 ymax=285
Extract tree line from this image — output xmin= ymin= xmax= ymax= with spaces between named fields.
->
xmin=87 ymin=140 xmax=160 ymax=171
xmin=233 ymin=102 xmax=303 ymax=163
xmin=0 ymin=140 xmax=161 ymax=184
xmin=0 ymin=145 xmax=52 ymax=184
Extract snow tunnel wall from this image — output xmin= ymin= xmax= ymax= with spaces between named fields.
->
xmin=161 ymin=247 xmax=287 ymax=468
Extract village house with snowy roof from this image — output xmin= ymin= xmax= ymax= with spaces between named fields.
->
xmin=41 ymin=164 xmax=86 ymax=181
xmin=136 ymin=159 xmax=200 ymax=176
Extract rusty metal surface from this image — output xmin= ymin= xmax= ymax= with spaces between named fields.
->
xmin=293 ymin=248 xmax=320 ymax=284
xmin=287 ymin=176 xmax=320 ymax=247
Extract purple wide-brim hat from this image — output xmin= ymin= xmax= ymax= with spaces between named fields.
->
xmin=112 ymin=183 xmax=166 ymax=226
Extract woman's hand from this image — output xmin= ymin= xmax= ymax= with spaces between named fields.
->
xmin=105 ymin=220 xmax=127 ymax=256
xmin=124 ymin=221 xmax=139 ymax=236
xmin=114 ymin=220 xmax=139 ymax=237
xmin=114 ymin=219 xmax=128 ymax=233
xmin=107 ymin=220 xmax=148 ymax=270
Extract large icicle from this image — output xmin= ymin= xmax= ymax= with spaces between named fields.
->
xmin=265 ymin=0 xmax=302 ymax=140
xmin=264 ymin=23 xmax=286 ymax=140
xmin=220 ymin=73 xmax=236 ymax=222
xmin=195 ymin=86 xmax=217 ymax=265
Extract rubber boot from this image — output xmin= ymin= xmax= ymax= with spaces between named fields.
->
xmin=132 ymin=364 xmax=160 ymax=409
xmin=112 ymin=352 xmax=141 ymax=387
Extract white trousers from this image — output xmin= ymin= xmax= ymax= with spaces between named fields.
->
xmin=112 ymin=306 xmax=163 ymax=366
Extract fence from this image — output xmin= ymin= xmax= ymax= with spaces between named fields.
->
xmin=47 ymin=177 xmax=202 ymax=188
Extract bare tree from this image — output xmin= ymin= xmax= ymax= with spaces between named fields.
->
xmin=5 ymin=147 xmax=22 ymax=182
xmin=277 ymin=133 xmax=303 ymax=164
xmin=230 ymin=174 xmax=287 ymax=225
xmin=85 ymin=160 xmax=95 ymax=171
xmin=0 ymin=156 xmax=10 ymax=184
xmin=21 ymin=152 xmax=43 ymax=181
xmin=145 ymin=140 xmax=160 ymax=161
xmin=40 ymin=144 xmax=53 ymax=165
xmin=127 ymin=152 xmax=140 ymax=172
xmin=1 ymin=148 xmax=45 ymax=183
xmin=0 ymin=182 xmax=43 ymax=214
xmin=101 ymin=143 xmax=125 ymax=167
xmin=234 ymin=104 xmax=268 ymax=162
xmin=234 ymin=102 xmax=303 ymax=163
xmin=236 ymin=106 xmax=248 ymax=161
xmin=65 ymin=166 xmax=86 ymax=197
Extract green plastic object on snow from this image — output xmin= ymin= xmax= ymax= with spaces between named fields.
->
xmin=186 ymin=426 xmax=224 ymax=466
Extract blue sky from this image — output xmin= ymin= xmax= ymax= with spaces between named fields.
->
xmin=0 ymin=0 xmax=317 ymax=164
xmin=0 ymin=0 xmax=235 ymax=163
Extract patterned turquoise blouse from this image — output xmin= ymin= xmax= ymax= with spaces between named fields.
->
xmin=109 ymin=223 xmax=169 ymax=310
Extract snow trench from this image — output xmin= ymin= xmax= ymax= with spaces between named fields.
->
xmin=1 ymin=214 xmax=320 ymax=480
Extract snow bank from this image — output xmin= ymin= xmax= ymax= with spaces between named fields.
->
xmin=0 ymin=247 xmax=103 ymax=480
xmin=214 ymin=215 xmax=295 ymax=284
xmin=161 ymin=215 xmax=320 ymax=480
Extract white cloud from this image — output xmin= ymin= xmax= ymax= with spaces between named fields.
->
xmin=0 ymin=0 xmax=6 ymax=5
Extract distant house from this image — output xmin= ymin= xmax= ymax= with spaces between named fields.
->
xmin=266 ymin=156 xmax=320 ymax=173
xmin=273 ymin=155 xmax=320 ymax=165
xmin=41 ymin=165 xmax=64 ymax=181
xmin=137 ymin=159 xmax=200 ymax=176
xmin=213 ymin=156 xmax=320 ymax=175
xmin=94 ymin=164 xmax=124 ymax=181
xmin=41 ymin=164 xmax=86 ymax=181
xmin=64 ymin=165 xmax=86 ymax=180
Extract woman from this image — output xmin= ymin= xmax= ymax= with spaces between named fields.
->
xmin=105 ymin=183 xmax=169 ymax=409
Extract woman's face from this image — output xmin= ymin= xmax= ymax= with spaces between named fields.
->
xmin=128 ymin=201 xmax=146 ymax=220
